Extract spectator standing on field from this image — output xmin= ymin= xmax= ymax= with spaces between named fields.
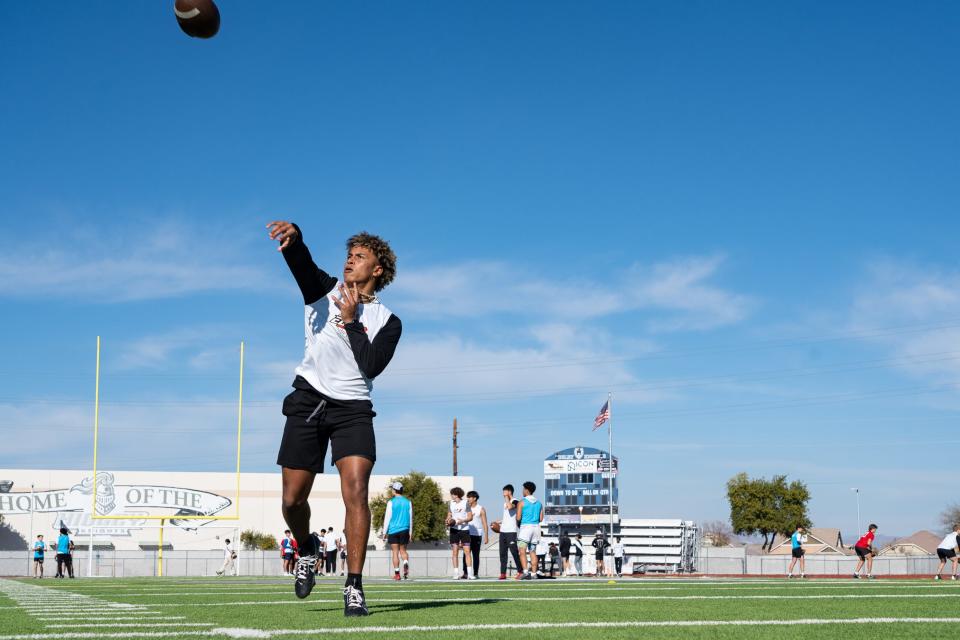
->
xmin=55 ymin=527 xmax=74 ymax=579
xmin=314 ymin=530 xmax=327 ymax=576
xmin=280 ymin=530 xmax=298 ymax=576
xmin=32 ymin=535 xmax=45 ymax=578
xmin=338 ymin=529 xmax=347 ymax=576
xmin=382 ymin=482 xmax=413 ymax=581
xmin=591 ymin=531 xmax=609 ymax=577
xmin=462 ymin=491 xmax=487 ymax=579
xmin=559 ymin=530 xmax=572 ymax=576
xmin=573 ymin=533 xmax=584 ymax=576
xmin=612 ymin=537 xmax=625 ymax=577
xmin=324 ymin=527 xmax=339 ymax=575
xmin=497 ymin=484 xmax=523 ymax=580
xmin=216 ymin=538 xmax=237 ymax=576
xmin=535 ymin=537 xmax=550 ymax=576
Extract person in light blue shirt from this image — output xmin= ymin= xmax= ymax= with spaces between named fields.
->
xmin=786 ymin=525 xmax=806 ymax=579
xmin=382 ymin=482 xmax=413 ymax=580
xmin=515 ymin=481 xmax=544 ymax=580
xmin=32 ymin=535 xmax=45 ymax=578
xmin=55 ymin=527 xmax=74 ymax=579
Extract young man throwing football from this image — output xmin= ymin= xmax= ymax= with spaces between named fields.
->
xmin=268 ymin=221 xmax=401 ymax=617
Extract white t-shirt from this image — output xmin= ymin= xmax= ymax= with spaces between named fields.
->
xmin=938 ymin=532 xmax=960 ymax=550
xmin=324 ymin=532 xmax=338 ymax=551
xmin=535 ymin=539 xmax=550 ymax=556
xmin=500 ymin=499 xmax=519 ymax=533
xmin=613 ymin=543 xmax=624 ymax=558
xmin=449 ymin=499 xmax=470 ymax=531
xmin=224 ymin=543 xmax=233 ymax=560
xmin=467 ymin=503 xmax=485 ymax=536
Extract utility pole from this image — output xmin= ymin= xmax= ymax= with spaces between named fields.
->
xmin=452 ymin=418 xmax=458 ymax=476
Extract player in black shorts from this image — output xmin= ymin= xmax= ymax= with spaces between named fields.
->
xmin=268 ymin=221 xmax=401 ymax=616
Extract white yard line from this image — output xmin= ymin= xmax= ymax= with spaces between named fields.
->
xmin=44 ymin=623 xmax=211 ymax=629
xmin=2 ymin=617 xmax=960 ymax=639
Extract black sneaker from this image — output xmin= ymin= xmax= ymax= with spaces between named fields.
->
xmin=343 ymin=585 xmax=369 ymax=617
xmin=294 ymin=534 xmax=321 ymax=599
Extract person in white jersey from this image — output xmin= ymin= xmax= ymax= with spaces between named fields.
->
xmin=446 ymin=487 xmax=474 ymax=579
xmin=612 ymin=536 xmax=625 ymax=577
xmin=268 ymin=221 xmax=401 ymax=617
xmin=337 ymin=529 xmax=347 ymax=576
xmin=216 ymin=538 xmax=236 ymax=576
xmin=461 ymin=491 xmax=487 ymax=578
xmin=934 ymin=524 xmax=960 ymax=580
xmin=381 ymin=481 xmax=413 ymax=580
xmin=572 ymin=533 xmax=584 ymax=576
xmin=497 ymin=484 xmax=523 ymax=580
xmin=515 ymin=481 xmax=544 ymax=580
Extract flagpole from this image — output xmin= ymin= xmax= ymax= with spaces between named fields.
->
xmin=607 ymin=392 xmax=614 ymax=540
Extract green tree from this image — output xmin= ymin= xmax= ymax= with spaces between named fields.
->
xmin=727 ymin=472 xmax=811 ymax=552
xmin=240 ymin=529 xmax=279 ymax=550
xmin=370 ymin=471 xmax=447 ymax=542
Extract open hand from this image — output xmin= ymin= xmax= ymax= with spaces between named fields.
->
xmin=266 ymin=221 xmax=298 ymax=251
xmin=333 ymin=282 xmax=360 ymax=324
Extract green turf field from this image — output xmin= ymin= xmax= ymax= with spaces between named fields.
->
xmin=2 ymin=576 xmax=960 ymax=639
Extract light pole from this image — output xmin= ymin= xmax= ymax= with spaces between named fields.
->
xmin=851 ymin=488 xmax=861 ymax=538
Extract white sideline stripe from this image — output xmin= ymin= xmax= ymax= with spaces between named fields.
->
xmin=44 ymin=624 xmax=216 ymax=629
xmin=111 ymin=592 xmax=960 ymax=608
xmin=42 ymin=583 xmax=957 ymax=596
xmin=80 ymin=583 xmax=960 ymax=597
xmin=1 ymin=617 xmax=960 ymax=638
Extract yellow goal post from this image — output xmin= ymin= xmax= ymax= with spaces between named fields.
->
xmin=90 ymin=336 xmax=245 ymax=522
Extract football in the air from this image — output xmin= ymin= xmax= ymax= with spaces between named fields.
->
xmin=490 ymin=521 xmax=501 ymax=533
xmin=174 ymin=0 xmax=221 ymax=39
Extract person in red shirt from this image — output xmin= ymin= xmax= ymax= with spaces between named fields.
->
xmin=853 ymin=524 xmax=878 ymax=579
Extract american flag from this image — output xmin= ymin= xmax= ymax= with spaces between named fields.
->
xmin=592 ymin=400 xmax=610 ymax=431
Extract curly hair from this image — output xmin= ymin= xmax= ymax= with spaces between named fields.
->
xmin=346 ymin=231 xmax=397 ymax=292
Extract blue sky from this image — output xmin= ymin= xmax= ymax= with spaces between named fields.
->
xmin=1 ymin=1 xmax=958 ymax=540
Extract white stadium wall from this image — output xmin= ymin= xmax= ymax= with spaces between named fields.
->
xmin=0 ymin=469 xmax=472 ymax=552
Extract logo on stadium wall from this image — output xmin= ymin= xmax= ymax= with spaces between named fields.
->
xmin=0 ymin=474 xmax=232 ymax=536
xmin=574 ymin=447 xmax=584 ymax=459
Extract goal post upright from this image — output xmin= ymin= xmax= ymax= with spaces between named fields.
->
xmin=89 ymin=338 xmax=245 ymax=539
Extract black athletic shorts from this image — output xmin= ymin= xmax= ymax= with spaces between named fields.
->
xmin=387 ymin=531 xmax=410 ymax=546
xmin=276 ymin=377 xmax=376 ymax=473
xmin=855 ymin=546 xmax=872 ymax=559
xmin=938 ymin=548 xmax=957 ymax=560
xmin=791 ymin=548 xmax=805 ymax=558
xmin=449 ymin=528 xmax=471 ymax=546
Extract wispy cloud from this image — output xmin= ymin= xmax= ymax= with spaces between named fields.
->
xmin=391 ymin=254 xmax=753 ymax=331
xmin=850 ymin=259 xmax=960 ymax=387
xmin=0 ymin=219 xmax=276 ymax=302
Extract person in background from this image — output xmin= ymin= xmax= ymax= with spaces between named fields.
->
xmin=591 ymin=530 xmax=609 ymax=577
xmin=559 ymin=530 xmax=572 ymax=576
xmin=853 ymin=524 xmax=878 ymax=579
xmin=55 ymin=527 xmax=73 ymax=579
xmin=382 ymin=482 xmax=413 ymax=581
xmin=314 ymin=530 xmax=327 ymax=576
xmin=515 ymin=481 xmax=544 ymax=580
xmin=786 ymin=525 xmax=806 ymax=579
xmin=280 ymin=530 xmax=297 ymax=576
xmin=32 ymin=535 xmax=45 ymax=579
xmin=497 ymin=484 xmax=523 ymax=580
xmin=934 ymin=523 xmax=960 ymax=581
xmin=337 ymin=529 xmax=347 ymax=577
xmin=324 ymin=527 xmax=339 ymax=576
xmin=535 ymin=536 xmax=550 ymax=576
xmin=462 ymin=491 xmax=488 ymax=579
xmin=612 ymin=536 xmax=625 ymax=578
xmin=446 ymin=487 xmax=474 ymax=580
xmin=573 ymin=533 xmax=584 ymax=576
xmin=548 ymin=542 xmax=561 ymax=577
xmin=216 ymin=538 xmax=237 ymax=576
